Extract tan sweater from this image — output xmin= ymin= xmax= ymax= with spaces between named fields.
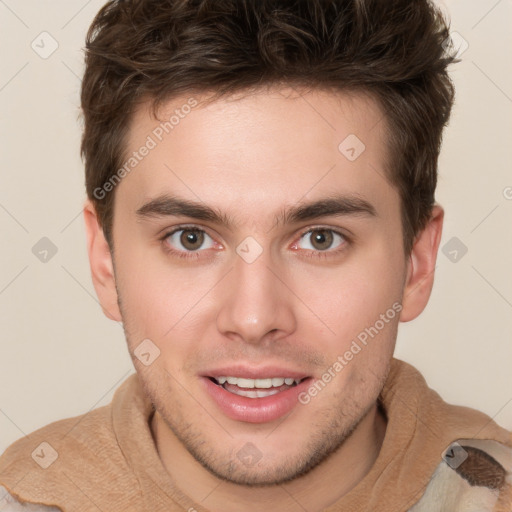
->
xmin=0 ymin=358 xmax=511 ymax=511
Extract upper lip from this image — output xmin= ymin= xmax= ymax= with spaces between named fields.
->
xmin=202 ymin=365 xmax=310 ymax=380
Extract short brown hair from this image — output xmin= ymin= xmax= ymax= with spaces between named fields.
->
xmin=80 ymin=0 xmax=458 ymax=254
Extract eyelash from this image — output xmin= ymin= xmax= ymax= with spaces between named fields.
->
xmin=159 ymin=225 xmax=351 ymax=261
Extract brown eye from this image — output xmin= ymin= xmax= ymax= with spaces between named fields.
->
xmin=180 ymin=230 xmax=204 ymax=251
xmin=310 ymin=230 xmax=333 ymax=250
xmin=165 ymin=228 xmax=214 ymax=252
xmin=298 ymin=229 xmax=345 ymax=252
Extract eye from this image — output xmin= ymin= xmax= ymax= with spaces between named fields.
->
xmin=296 ymin=228 xmax=346 ymax=252
xmin=164 ymin=227 xmax=215 ymax=252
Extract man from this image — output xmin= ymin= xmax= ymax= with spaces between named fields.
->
xmin=1 ymin=0 xmax=511 ymax=510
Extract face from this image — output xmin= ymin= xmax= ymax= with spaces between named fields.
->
xmin=95 ymin=87 xmax=414 ymax=485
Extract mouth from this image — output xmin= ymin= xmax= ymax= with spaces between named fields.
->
xmin=201 ymin=371 xmax=312 ymax=423
xmin=208 ymin=376 xmax=306 ymax=398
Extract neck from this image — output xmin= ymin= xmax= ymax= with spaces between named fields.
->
xmin=151 ymin=403 xmax=387 ymax=512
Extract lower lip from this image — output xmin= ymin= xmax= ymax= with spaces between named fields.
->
xmin=201 ymin=377 xmax=312 ymax=424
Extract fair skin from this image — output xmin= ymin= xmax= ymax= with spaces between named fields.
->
xmin=84 ymin=86 xmax=443 ymax=512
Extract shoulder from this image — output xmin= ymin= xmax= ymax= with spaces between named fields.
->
xmin=0 ymin=374 xmax=140 ymax=507
xmin=410 ymin=438 xmax=512 ymax=511
xmin=0 ymin=399 xmax=130 ymax=502
xmin=0 ymin=374 xmax=140 ymax=471
xmin=0 ymin=486 xmax=61 ymax=511
xmin=0 ymin=400 xmax=114 ymax=470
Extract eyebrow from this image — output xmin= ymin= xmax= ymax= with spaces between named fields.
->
xmin=135 ymin=193 xmax=377 ymax=229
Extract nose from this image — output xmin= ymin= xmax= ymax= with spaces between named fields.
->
xmin=215 ymin=244 xmax=297 ymax=345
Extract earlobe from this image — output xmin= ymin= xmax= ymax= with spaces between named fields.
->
xmin=400 ymin=205 xmax=444 ymax=323
xmin=83 ymin=200 xmax=122 ymax=322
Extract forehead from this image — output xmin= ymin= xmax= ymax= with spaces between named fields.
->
xmin=117 ymin=86 xmax=397 ymax=227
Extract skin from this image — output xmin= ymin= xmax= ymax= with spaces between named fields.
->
xmin=84 ymin=86 xmax=443 ymax=512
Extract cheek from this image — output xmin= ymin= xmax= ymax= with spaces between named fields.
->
xmin=115 ymin=248 xmax=219 ymax=342
xmin=304 ymin=266 xmax=400 ymax=408
xmin=303 ymin=250 xmax=404 ymax=347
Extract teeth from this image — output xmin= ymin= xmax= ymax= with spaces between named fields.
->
xmin=214 ymin=376 xmax=301 ymax=389
xmin=230 ymin=388 xmax=282 ymax=399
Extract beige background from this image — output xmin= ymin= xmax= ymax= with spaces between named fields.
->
xmin=1 ymin=0 xmax=511 ymax=455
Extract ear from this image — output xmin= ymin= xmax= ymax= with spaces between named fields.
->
xmin=400 ymin=204 xmax=444 ymax=323
xmin=83 ymin=200 xmax=122 ymax=322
